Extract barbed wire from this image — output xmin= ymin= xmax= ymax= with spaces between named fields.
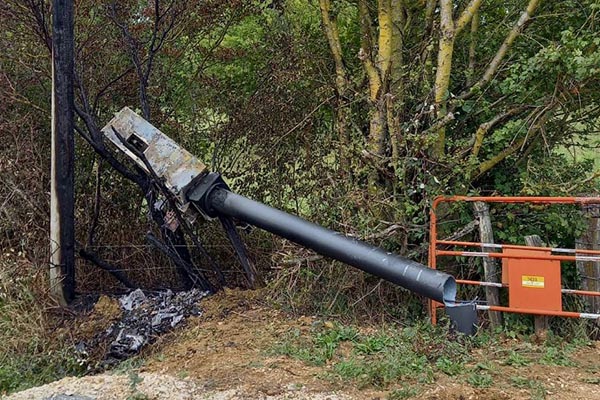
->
xmin=83 ymin=244 xmax=233 ymax=248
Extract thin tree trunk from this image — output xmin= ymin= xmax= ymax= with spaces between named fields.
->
xmin=358 ymin=0 xmax=385 ymax=157
xmin=318 ymin=0 xmax=350 ymax=165
xmin=389 ymin=0 xmax=405 ymax=168
xmin=432 ymin=0 xmax=454 ymax=157
xmin=466 ymin=11 xmax=479 ymax=87
xmin=432 ymin=0 xmax=481 ymax=157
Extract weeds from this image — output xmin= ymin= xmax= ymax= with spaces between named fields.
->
xmin=536 ymin=333 xmax=587 ymax=367
xmin=510 ymin=377 xmax=547 ymax=399
xmin=0 ymin=349 xmax=85 ymax=394
xmin=126 ymin=370 xmax=148 ymax=400
xmin=114 ymin=357 xmax=146 ymax=375
xmin=271 ymin=318 xmax=589 ymax=396
xmin=435 ymin=357 xmax=463 ymax=376
xmin=540 ymin=346 xmax=576 ymax=367
xmin=387 ymin=386 xmax=420 ymax=399
xmin=466 ymin=372 xmax=493 ymax=388
xmin=581 ymin=376 xmax=600 ymax=385
xmin=272 ymin=321 xmax=474 ymax=388
xmin=510 ymin=376 xmax=531 ymax=388
xmin=503 ymin=350 xmax=531 ymax=367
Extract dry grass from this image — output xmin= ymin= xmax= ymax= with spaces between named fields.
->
xmin=0 ymin=251 xmax=85 ymax=394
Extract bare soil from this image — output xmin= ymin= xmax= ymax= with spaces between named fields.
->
xmin=142 ymin=288 xmax=600 ymax=399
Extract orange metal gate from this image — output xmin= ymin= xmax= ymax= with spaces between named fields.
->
xmin=429 ymin=196 xmax=600 ymax=324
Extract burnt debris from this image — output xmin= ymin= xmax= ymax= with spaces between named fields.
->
xmin=80 ymin=288 xmax=208 ymax=366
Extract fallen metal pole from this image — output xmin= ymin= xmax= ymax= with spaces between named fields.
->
xmin=205 ymin=187 xmax=456 ymax=305
xmin=102 ymin=108 xmax=475 ymax=334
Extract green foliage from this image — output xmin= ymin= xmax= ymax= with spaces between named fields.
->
xmin=272 ymin=322 xmax=482 ymax=388
xmin=533 ymin=333 xmax=584 ymax=368
xmin=466 ymin=372 xmax=493 ymax=388
xmin=272 ymin=320 xmax=590 ymax=394
xmin=126 ymin=371 xmax=149 ymax=400
xmin=114 ymin=357 xmax=147 ymax=375
xmin=435 ymin=357 xmax=464 ymax=376
xmin=582 ymin=376 xmax=600 ymax=385
xmin=0 ymin=350 xmax=85 ymax=395
xmin=503 ymin=350 xmax=530 ymax=367
xmin=1 ymin=2 xmax=599 ymax=398
xmin=387 ymin=386 xmax=420 ymax=399
xmin=510 ymin=377 xmax=547 ymax=399
xmin=2 ymin=0 xmax=600 ymax=372
xmin=540 ymin=345 xmax=577 ymax=367
xmin=273 ymin=323 xmax=358 ymax=366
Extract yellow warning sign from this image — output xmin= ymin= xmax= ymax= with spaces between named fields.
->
xmin=522 ymin=275 xmax=545 ymax=288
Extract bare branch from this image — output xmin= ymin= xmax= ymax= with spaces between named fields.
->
xmin=459 ymin=0 xmax=542 ymax=100
xmin=466 ymin=10 xmax=479 ymax=87
xmin=79 ymin=248 xmax=136 ymax=289
xmin=455 ymin=0 xmax=482 ymax=36
xmin=145 ymin=232 xmax=211 ymax=291
xmin=471 ymin=106 xmax=530 ymax=157
xmin=73 ymin=105 xmax=145 ymax=185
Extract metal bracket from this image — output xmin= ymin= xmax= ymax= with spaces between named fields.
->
xmin=219 ymin=215 xmax=257 ymax=288
xmin=445 ymin=302 xmax=478 ymax=335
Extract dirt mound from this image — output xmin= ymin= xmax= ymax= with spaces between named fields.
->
xmin=142 ymin=288 xmax=362 ymax=397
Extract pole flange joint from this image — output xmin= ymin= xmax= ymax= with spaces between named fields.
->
xmin=187 ymin=172 xmax=230 ymax=219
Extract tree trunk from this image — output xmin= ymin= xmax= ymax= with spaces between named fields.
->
xmin=432 ymin=0 xmax=482 ymax=157
xmin=50 ymin=0 xmax=75 ymax=306
xmin=318 ymin=0 xmax=350 ymax=165
xmin=432 ymin=0 xmax=454 ymax=158
xmin=474 ymin=202 xmax=503 ymax=328
xmin=389 ymin=0 xmax=404 ymax=168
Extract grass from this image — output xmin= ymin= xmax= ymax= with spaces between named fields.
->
xmin=581 ymin=376 xmax=600 ymax=385
xmin=0 ymin=349 xmax=85 ymax=394
xmin=113 ymin=357 xmax=146 ymax=375
xmin=272 ymin=321 xmax=482 ymax=388
xmin=271 ymin=320 xmax=587 ymax=398
xmin=503 ymin=350 xmax=531 ymax=367
xmin=388 ymin=386 xmax=420 ymax=399
xmin=0 ymin=249 xmax=593 ymax=398
xmin=466 ymin=372 xmax=493 ymax=388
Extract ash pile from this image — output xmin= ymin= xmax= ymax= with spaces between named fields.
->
xmin=82 ymin=288 xmax=209 ymax=365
